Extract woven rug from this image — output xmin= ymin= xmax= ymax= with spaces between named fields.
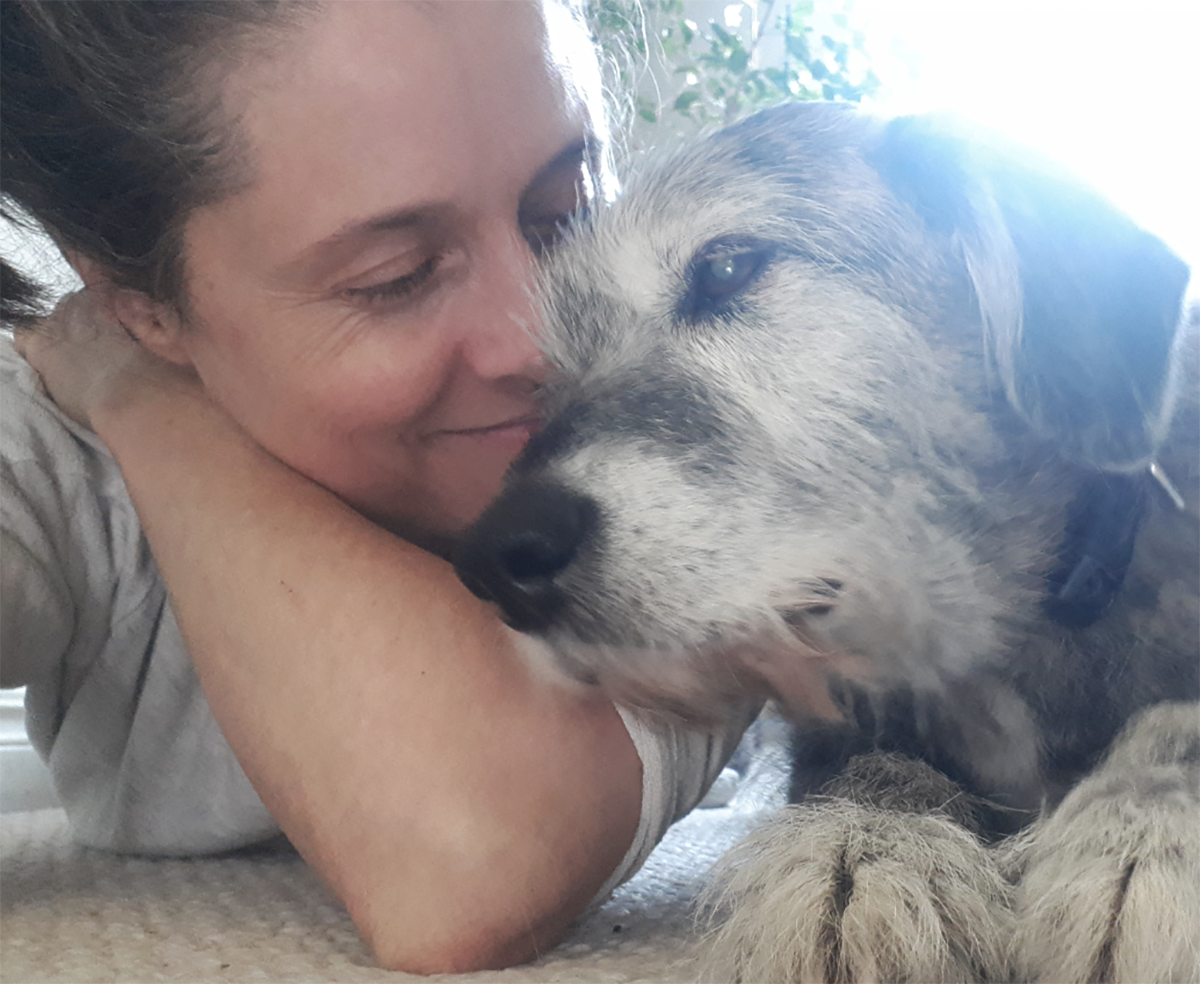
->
xmin=1 ymin=748 xmax=787 ymax=983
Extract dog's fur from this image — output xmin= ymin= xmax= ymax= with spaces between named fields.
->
xmin=455 ymin=102 xmax=1199 ymax=982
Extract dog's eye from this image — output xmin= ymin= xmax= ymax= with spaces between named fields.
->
xmin=678 ymin=242 xmax=772 ymax=322
xmin=700 ymin=252 xmax=760 ymax=295
xmin=691 ymin=248 xmax=770 ymax=311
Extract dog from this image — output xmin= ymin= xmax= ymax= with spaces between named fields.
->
xmin=454 ymin=102 xmax=1199 ymax=983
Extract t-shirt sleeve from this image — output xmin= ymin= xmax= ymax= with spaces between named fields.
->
xmin=589 ymin=699 xmax=760 ymax=905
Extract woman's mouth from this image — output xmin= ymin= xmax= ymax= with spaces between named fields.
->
xmin=428 ymin=414 xmax=543 ymax=449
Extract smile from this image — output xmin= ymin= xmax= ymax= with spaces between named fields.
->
xmin=427 ymin=415 xmax=544 ymax=445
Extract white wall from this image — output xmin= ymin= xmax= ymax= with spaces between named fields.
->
xmin=1 ymin=213 xmax=82 ymax=303
xmin=0 ymin=690 xmax=60 ymax=813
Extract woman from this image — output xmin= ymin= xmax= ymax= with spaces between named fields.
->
xmin=1 ymin=1 xmax=752 ymax=973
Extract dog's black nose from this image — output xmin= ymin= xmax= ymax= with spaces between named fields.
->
xmin=454 ymin=482 xmax=599 ymax=633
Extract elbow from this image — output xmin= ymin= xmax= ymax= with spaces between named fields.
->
xmin=353 ymin=899 xmax=565 ymax=975
xmin=369 ymin=929 xmax=544 ymax=976
xmin=332 ymin=852 xmax=582 ymax=975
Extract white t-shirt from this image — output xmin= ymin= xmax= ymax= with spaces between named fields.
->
xmin=0 ymin=337 xmax=752 ymax=895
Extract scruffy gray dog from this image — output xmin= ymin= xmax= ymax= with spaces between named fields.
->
xmin=455 ymin=102 xmax=1199 ymax=983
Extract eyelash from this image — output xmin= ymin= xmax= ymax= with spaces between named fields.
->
xmin=342 ymin=254 xmax=440 ymax=306
xmin=337 ymin=191 xmax=587 ymax=306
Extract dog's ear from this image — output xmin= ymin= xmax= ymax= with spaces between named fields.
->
xmin=873 ymin=114 xmax=1190 ymax=470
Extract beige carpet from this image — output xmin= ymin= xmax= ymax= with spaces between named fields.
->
xmin=1 ymin=753 xmax=786 ymax=983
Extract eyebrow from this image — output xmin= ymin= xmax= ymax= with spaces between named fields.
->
xmin=275 ymin=205 xmax=445 ymax=287
xmin=279 ymin=138 xmax=597 ymax=285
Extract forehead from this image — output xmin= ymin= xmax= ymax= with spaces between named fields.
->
xmin=201 ymin=1 xmax=596 ymax=255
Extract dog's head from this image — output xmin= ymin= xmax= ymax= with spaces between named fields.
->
xmin=455 ymin=102 xmax=1191 ymax=720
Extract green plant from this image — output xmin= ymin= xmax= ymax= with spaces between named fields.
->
xmin=586 ymin=0 xmax=881 ymax=138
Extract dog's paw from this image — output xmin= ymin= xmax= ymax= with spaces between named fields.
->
xmin=699 ymin=798 xmax=1013 ymax=983
xmin=1008 ymin=701 xmax=1200 ymax=983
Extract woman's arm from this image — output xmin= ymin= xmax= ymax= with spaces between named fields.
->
xmin=18 ymin=299 xmax=642 ymax=973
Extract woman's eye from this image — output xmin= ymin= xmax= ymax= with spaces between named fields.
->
xmin=522 ymin=206 xmax=589 ymax=256
xmin=341 ymin=255 xmax=440 ymax=306
xmin=696 ymin=250 xmax=766 ymax=300
xmin=519 ymin=149 xmax=596 ymax=257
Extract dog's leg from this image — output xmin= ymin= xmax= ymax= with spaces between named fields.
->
xmin=1007 ymin=701 xmax=1200 ymax=984
xmin=700 ymin=752 xmax=1013 ymax=983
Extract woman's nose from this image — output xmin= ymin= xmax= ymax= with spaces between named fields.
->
xmin=461 ymin=226 xmax=547 ymax=382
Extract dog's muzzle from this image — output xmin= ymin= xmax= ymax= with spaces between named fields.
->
xmin=454 ymin=481 xmax=599 ymax=633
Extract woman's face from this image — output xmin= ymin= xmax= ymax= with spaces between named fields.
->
xmin=176 ymin=1 xmax=601 ymax=539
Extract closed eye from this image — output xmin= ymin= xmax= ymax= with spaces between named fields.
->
xmin=522 ymin=205 xmax=590 ymax=257
xmin=519 ymin=139 xmax=597 ymax=257
xmin=341 ymin=254 xmax=441 ymax=306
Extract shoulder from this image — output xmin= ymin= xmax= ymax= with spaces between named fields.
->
xmin=1 ymin=334 xmax=115 ymax=472
xmin=1 ymin=334 xmax=135 ymax=528
xmin=1 ymin=334 xmax=146 ymax=601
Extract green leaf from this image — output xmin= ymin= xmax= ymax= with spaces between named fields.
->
xmin=710 ymin=21 xmax=736 ymax=46
xmin=785 ymin=33 xmax=811 ymax=63
xmin=584 ymin=0 xmax=884 ymax=133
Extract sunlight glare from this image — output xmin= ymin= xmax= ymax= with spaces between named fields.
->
xmin=855 ymin=0 xmax=1199 ymax=280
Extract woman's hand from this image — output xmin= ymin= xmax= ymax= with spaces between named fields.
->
xmin=13 ymin=288 xmax=201 ymax=431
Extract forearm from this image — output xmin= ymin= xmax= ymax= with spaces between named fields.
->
xmin=91 ymin=387 xmax=641 ymax=972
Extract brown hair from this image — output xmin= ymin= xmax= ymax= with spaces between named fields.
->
xmin=1 ymin=1 xmax=306 ymax=317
